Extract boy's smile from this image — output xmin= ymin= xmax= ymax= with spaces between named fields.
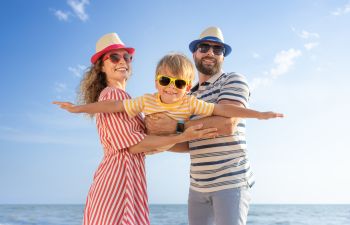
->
xmin=156 ymin=78 xmax=187 ymax=104
xmin=155 ymin=71 xmax=189 ymax=104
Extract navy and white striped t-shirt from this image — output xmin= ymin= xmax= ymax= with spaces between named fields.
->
xmin=189 ymin=71 xmax=255 ymax=193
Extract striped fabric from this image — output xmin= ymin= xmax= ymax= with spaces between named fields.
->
xmin=83 ymin=87 xmax=150 ymax=225
xmin=123 ymin=93 xmax=215 ymax=121
xmin=189 ymin=72 xmax=255 ymax=193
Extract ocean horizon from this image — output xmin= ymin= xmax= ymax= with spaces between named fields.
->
xmin=0 ymin=204 xmax=349 ymax=225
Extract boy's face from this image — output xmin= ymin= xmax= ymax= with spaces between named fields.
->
xmin=155 ymin=68 xmax=190 ymax=104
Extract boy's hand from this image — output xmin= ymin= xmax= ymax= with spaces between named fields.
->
xmin=259 ymin=111 xmax=284 ymax=120
xmin=52 ymin=101 xmax=81 ymax=113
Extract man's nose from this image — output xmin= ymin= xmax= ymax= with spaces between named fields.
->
xmin=206 ymin=47 xmax=215 ymax=56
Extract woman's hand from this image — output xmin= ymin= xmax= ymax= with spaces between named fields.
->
xmin=180 ymin=124 xmax=218 ymax=142
xmin=144 ymin=113 xmax=177 ymax=135
xmin=52 ymin=101 xmax=82 ymax=113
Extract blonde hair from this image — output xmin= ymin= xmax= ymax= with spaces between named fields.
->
xmin=155 ymin=53 xmax=195 ymax=82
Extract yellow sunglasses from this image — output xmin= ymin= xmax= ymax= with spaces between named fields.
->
xmin=156 ymin=75 xmax=190 ymax=89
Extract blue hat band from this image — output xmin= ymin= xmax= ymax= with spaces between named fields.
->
xmin=200 ymin=36 xmax=224 ymax=44
xmin=189 ymin=36 xmax=232 ymax=57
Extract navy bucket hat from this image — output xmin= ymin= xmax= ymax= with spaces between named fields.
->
xmin=189 ymin=27 xmax=232 ymax=57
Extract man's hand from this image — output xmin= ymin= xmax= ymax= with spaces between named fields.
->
xmin=258 ymin=111 xmax=284 ymax=120
xmin=144 ymin=113 xmax=177 ymax=135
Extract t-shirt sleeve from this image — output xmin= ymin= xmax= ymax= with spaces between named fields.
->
xmin=97 ymin=88 xmax=146 ymax=150
xmin=189 ymin=95 xmax=215 ymax=117
xmin=123 ymin=95 xmax=145 ymax=118
xmin=217 ymin=74 xmax=250 ymax=107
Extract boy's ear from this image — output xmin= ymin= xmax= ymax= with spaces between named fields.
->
xmin=186 ymin=84 xmax=192 ymax=92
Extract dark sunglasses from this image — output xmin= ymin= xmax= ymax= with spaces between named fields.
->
xmin=156 ymin=75 xmax=189 ymax=89
xmin=103 ymin=53 xmax=133 ymax=64
xmin=197 ymin=43 xmax=225 ymax=55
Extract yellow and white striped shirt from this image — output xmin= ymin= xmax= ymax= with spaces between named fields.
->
xmin=123 ymin=93 xmax=215 ymax=121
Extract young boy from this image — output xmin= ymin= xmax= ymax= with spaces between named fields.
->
xmin=54 ymin=53 xmax=283 ymax=123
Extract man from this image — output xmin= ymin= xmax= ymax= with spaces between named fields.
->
xmin=146 ymin=27 xmax=253 ymax=225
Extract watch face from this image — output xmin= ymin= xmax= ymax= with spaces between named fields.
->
xmin=177 ymin=122 xmax=185 ymax=133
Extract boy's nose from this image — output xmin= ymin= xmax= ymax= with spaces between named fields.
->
xmin=168 ymin=82 xmax=176 ymax=88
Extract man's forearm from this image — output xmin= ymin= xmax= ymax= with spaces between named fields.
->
xmin=185 ymin=116 xmax=238 ymax=136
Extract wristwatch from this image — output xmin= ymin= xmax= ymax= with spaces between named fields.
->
xmin=176 ymin=120 xmax=185 ymax=134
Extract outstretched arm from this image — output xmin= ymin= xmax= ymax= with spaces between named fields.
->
xmin=52 ymin=100 xmax=124 ymax=114
xmin=212 ymin=104 xmax=284 ymax=119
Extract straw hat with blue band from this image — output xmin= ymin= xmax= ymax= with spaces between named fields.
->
xmin=189 ymin=27 xmax=232 ymax=57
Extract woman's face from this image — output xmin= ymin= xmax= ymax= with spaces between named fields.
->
xmin=102 ymin=49 xmax=132 ymax=86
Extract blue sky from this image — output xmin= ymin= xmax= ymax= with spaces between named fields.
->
xmin=1 ymin=0 xmax=350 ymax=204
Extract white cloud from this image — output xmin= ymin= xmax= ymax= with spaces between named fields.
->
xmin=299 ymin=30 xmax=320 ymax=39
xmin=331 ymin=2 xmax=350 ymax=16
xmin=250 ymin=77 xmax=271 ymax=90
xmin=270 ymin=48 xmax=302 ymax=78
xmin=67 ymin=0 xmax=90 ymax=21
xmin=252 ymin=52 xmax=260 ymax=59
xmin=54 ymin=82 xmax=67 ymax=93
xmin=53 ymin=82 xmax=75 ymax=101
xmin=291 ymin=28 xmax=320 ymax=41
xmin=52 ymin=0 xmax=89 ymax=22
xmin=68 ymin=64 xmax=87 ymax=78
xmin=304 ymin=42 xmax=319 ymax=50
xmin=53 ymin=10 xmax=70 ymax=21
xmin=250 ymin=48 xmax=302 ymax=91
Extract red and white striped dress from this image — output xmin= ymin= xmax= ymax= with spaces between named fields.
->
xmin=83 ymin=87 xmax=150 ymax=225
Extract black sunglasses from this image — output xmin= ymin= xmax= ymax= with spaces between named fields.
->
xmin=196 ymin=43 xmax=225 ymax=55
xmin=103 ymin=53 xmax=133 ymax=64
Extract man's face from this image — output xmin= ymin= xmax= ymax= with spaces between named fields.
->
xmin=193 ymin=41 xmax=224 ymax=76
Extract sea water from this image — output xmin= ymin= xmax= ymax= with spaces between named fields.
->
xmin=0 ymin=204 xmax=349 ymax=225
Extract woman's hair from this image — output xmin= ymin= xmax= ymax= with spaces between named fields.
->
xmin=155 ymin=53 xmax=195 ymax=82
xmin=77 ymin=57 xmax=107 ymax=106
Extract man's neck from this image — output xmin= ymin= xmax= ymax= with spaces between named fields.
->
xmin=198 ymin=70 xmax=223 ymax=85
xmin=198 ymin=73 xmax=211 ymax=85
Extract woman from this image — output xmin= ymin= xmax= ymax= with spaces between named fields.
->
xmin=71 ymin=33 xmax=217 ymax=225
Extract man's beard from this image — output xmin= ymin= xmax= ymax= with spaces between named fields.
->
xmin=194 ymin=56 xmax=222 ymax=76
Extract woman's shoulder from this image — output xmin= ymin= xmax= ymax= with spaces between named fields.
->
xmin=99 ymin=86 xmax=131 ymax=101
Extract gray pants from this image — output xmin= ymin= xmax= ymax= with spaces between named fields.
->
xmin=188 ymin=186 xmax=251 ymax=225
